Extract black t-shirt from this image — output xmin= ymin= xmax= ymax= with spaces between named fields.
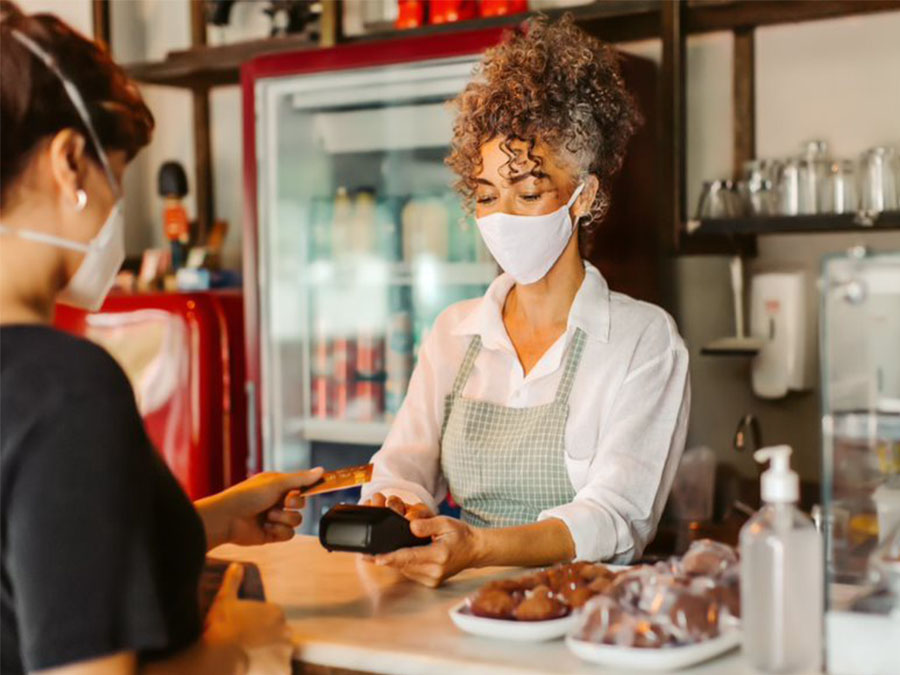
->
xmin=1 ymin=325 xmax=207 ymax=672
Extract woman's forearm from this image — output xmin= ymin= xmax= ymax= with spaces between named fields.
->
xmin=194 ymin=494 xmax=230 ymax=551
xmin=472 ymin=517 xmax=576 ymax=569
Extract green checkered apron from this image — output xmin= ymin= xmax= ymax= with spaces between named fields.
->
xmin=440 ymin=328 xmax=587 ymax=527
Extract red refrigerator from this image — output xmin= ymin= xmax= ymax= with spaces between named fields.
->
xmin=54 ymin=291 xmax=250 ymax=500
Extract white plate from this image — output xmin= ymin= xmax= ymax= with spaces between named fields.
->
xmin=449 ymin=600 xmax=578 ymax=642
xmin=565 ymin=629 xmax=741 ymax=672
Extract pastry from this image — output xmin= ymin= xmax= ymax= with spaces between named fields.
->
xmin=470 ymin=588 xmax=517 ymax=619
xmin=512 ymin=585 xmax=568 ymax=621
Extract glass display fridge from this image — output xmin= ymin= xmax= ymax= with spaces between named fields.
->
xmin=819 ymin=250 xmax=900 ymax=675
xmin=241 ymin=28 xmax=659 ymax=524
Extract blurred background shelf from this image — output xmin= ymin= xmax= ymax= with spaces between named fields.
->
xmin=304 ymin=260 xmax=498 ymax=288
xmin=685 ymin=211 xmax=900 ymax=237
xmin=121 ymin=1 xmax=897 ymax=91
xmin=286 ymin=418 xmax=391 ymax=446
xmin=108 ymin=0 xmax=899 ymax=251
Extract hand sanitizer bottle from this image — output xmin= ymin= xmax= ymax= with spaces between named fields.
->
xmin=740 ymin=445 xmax=823 ymax=673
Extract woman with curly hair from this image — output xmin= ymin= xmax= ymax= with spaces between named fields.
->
xmin=361 ymin=15 xmax=690 ymax=586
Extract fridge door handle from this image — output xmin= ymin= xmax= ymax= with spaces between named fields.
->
xmin=246 ymin=381 xmax=259 ymax=475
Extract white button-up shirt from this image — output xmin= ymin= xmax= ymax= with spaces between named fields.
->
xmin=362 ymin=262 xmax=690 ymax=563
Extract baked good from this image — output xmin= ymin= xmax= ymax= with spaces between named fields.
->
xmin=512 ymin=585 xmax=568 ymax=621
xmin=469 ymin=587 xmax=518 ymax=619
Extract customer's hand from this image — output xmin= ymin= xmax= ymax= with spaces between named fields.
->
xmin=364 ymin=492 xmax=433 ymax=521
xmin=204 ymin=563 xmax=293 ymax=674
xmin=196 ymin=468 xmax=324 ymax=549
xmin=370 ymin=516 xmax=484 ymax=587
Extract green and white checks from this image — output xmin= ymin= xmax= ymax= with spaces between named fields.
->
xmin=440 ymin=329 xmax=587 ymax=527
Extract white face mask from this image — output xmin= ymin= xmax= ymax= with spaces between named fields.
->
xmin=0 ymin=29 xmax=124 ymax=311
xmin=476 ymin=182 xmax=585 ymax=285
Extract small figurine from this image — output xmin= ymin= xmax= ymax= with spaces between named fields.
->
xmin=157 ymin=161 xmax=191 ymax=271
xmin=263 ymin=0 xmax=319 ymax=39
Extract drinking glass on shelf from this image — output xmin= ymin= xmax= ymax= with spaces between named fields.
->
xmin=778 ymin=159 xmax=802 ymax=215
xmin=741 ymin=159 xmax=778 ymax=216
xmin=802 ymin=139 xmax=831 ymax=214
xmin=696 ymin=180 xmax=744 ymax=219
xmin=859 ymin=146 xmax=900 ymax=213
xmin=821 ymin=160 xmax=859 ymax=214
xmin=798 ymin=159 xmax=822 ymax=215
xmin=740 ymin=178 xmax=778 ymax=216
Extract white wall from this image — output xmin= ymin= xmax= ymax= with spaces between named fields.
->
xmin=20 ymin=1 xmax=900 ymax=479
xmin=622 ymin=13 xmax=900 ymax=479
xmin=21 ymin=0 xmax=91 ymax=34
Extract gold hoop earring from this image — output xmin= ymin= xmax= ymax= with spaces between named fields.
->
xmin=74 ymin=189 xmax=87 ymax=212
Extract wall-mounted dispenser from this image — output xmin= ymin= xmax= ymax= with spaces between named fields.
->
xmin=749 ymin=271 xmax=813 ymax=399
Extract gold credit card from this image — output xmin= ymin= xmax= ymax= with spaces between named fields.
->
xmin=299 ymin=463 xmax=374 ymax=497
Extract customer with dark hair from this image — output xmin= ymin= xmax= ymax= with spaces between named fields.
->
xmin=0 ymin=3 xmax=319 ymax=673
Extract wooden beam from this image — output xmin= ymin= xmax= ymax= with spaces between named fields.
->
xmin=320 ymin=0 xmax=343 ymax=47
xmin=732 ymin=27 xmax=755 ymax=180
xmin=686 ymin=0 xmax=899 ymax=34
xmin=192 ymin=88 xmax=214 ymax=241
xmin=91 ymin=0 xmax=110 ymax=52
xmin=660 ymin=0 xmax=686 ymax=253
xmin=190 ymin=0 xmax=213 ymax=239
xmin=190 ymin=0 xmax=207 ymax=47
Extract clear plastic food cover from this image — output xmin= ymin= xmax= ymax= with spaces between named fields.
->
xmin=572 ymin=540 xmax=741 ymax=649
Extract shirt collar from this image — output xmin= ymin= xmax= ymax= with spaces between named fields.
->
xmin=451 ymin=261 xmax=611 ymax=347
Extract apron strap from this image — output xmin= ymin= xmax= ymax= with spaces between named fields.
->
xmin=554 ymin=328 xmax=587 ymax=405
xmin=451 ymin=335 xmax=482 ymax=397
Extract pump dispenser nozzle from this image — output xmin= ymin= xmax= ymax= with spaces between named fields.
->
xmin=754 ymin=444 xmax=799 ymax=503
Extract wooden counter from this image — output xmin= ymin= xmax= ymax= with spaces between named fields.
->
xmin=208 ymin=535 xmax=789 ymax=675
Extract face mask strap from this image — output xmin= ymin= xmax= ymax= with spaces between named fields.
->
xmin=0 ymin=223 xmax=90 ymax=252
xmin=10 ymin=29 xmax=120 ymax=197
xmin=567 ymin=181 xmax=586 ymax=209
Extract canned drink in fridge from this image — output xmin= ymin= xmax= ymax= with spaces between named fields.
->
xmin=311 ymin=315 xmax=333 ymax=377
xmin=333 ymin=337 xmax=356 ymax=383
xmin=332 ymin=381 xmax=352 ymax=420
xmin=356 ymin=332 xmax=385 ymax=377
xmin=311 ymin=375 xmax=330 ymax=419
xmin=355 ymin=378 xmax=385 ymax=421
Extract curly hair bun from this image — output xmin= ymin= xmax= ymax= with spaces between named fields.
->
xmin=447 ymin=13 xmax=642 ymax=232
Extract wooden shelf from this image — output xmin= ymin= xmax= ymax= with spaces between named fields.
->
xmin=123 ymin=1 xmax=662 ymax=89
xmin=122 ymin=1 xmax=898 ymax=90
xmin=685 ymin=211 xmax=900 ymax=237
xmin=685 ymin=0 xmax=899 ymax=34
xmin=125 ymin=34 xmax=319 ymax=88
xmin=355 ymin=0 xmax=662 ymax=44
